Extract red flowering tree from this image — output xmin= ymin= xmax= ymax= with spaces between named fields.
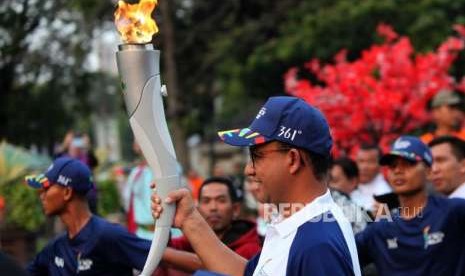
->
xmin=285 ymin=24 xmax=465 ymax=155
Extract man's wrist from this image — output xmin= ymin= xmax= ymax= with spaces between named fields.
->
xmin=181 ymin=210 xmax=205 ymax=235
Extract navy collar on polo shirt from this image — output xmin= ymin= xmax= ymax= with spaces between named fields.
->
xmin=392 ymin=196 xmax=432 ymax=226
xmin=67 ymin=216 xmax=98 ymax=250
xmin=271 ymin=190 xmax=333 ymax=237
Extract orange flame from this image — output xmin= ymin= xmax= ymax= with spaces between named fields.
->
xmin=114 ymin=0 xmax=159 ymax=44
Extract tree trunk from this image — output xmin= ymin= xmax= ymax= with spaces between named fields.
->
xmin=158 ymin=0 xmax=190 ymax=172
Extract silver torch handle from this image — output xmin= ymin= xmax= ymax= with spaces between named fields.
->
xmin=116 ymin=44 xmax=180 ymax=275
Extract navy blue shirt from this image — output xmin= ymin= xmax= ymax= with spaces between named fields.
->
xmin=28 ymin=216 xmax=151 ymax=275
xmin=244 ymin=211 xmax=357 ymax=275
xmin=356 ymin=196 xmax=465 ymax=276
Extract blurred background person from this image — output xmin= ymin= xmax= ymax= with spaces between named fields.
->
xmin=67 ymin=133 xmax=99 ymax=172
xmin=421 ymin=90 xmax=465 ymax=144
xmin=429 ymin=136 xmax=465 ymax=199
xmin=53 ymin=130 xmax=74 ymax=159
xmin=212 ymin=164 xmax=225 ymax=177
xmin=352 ymin=144 xmax=392 ymax=212
xmin=330 ymin=157 xmax=359 ymax=196
xmin=187 ymin=169 xmax=204 ymax=203
xmin=67 ymin=133 xmax=99 ymax=214
xmin=330 ymin=157 xmax=370 ymax=234
xmin=158 ymin=177 xmax=261 ymax=274
xmin=123 ymin=141 xmax=155 ymax=240
xmin=356 ymin=135 xmax=465 ymax=276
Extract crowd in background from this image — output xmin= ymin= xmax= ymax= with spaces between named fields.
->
xmin=2 ymin=90 xmax=465 ymax=275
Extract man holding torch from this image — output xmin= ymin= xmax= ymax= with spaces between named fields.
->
xmin=152 ymin=97 xmax=361 ymax=276
xmin=113 ymin=1 xmax=359 ymax=275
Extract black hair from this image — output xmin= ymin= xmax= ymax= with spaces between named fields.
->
xmin=429 ymin=136 xmax=465 ymax=161
xmin=359 ymin=143 xmax=382 ymax=161
xmin=332 ymin=157 xmax=359 ymax=180
xmin=198 ymin=176 xmax=240 ymax=202
xmin=306 ymin=151 xmax=332 ymax=181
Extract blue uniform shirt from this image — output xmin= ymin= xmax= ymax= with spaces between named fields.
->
xmin=28 ymin=216 xmax=151 ymax=275
xmin=356 ymin=196 xmax=465 ymax=276
xmin=244 ymin=190 xmax=360 ymax=276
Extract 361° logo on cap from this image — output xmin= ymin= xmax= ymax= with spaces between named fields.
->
xmin=278 ymin=126 xmax=302 ymax=141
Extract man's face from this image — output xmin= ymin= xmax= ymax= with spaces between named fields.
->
xmin=38 ymin=184 xmax=67 ymax=216
xmin=430 ymin=143 xmax=465 ymax=195
xmin=356 ymin=149 xmax=380 ymax=184
xmin=198 ymin=183 xmax=238 ymax=234
xmin=329 ymin=165 xmax=357 ymax=195
xmin=386 ymin=157 xmax=428 ymax=196
xmin=244 ymin=141 xmax=289 ymax=204
xmin=432 ymin=105 xmax=464 ymax=129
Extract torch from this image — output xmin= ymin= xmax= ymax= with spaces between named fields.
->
xmin=114 ymin=1 xmax=180 ymax=275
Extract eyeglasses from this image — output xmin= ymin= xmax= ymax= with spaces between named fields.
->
xmin=248 ymin=147 xmax=291 ymax=167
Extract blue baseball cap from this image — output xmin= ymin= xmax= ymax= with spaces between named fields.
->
xmin=380 ymin=136 xmax=433 ymax=167
xmin=25 ymin=157 xmax=93 ymax=193
xmin=218 ymin=96 xmax=333 ymax=156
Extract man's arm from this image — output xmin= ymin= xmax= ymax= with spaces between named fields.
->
xmin=152 ymin=188 xmax=247 ymax=276
xmin=162 ymin=248 xmax=204 ymax=273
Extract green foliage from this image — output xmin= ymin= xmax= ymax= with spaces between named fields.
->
xmin=0 ymin=141 xmax=49 ymax=231
xmin=96 ymin=179 xmax=122 ymax=218
xmin=0 ymin=0 xmax=116 ymax=151
xmin=0 ymin=181 xmax=44 ymax=231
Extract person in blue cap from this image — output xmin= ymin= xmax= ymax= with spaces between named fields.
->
xmin=25 ymin=157 xmax=151 ymax=275
xmin=152 ymin=96 xmax=361 ymax=276
xmin=356 ymin=135 xmax=465 ymax=276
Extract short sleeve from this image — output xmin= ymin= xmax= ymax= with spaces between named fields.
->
xmin=104 ymin=224 xmax=151 ymax=270
xmin=355 ymin=224 xmax=375 ymax=267
xmin=287 ymin=242 xmax=355 ymax=275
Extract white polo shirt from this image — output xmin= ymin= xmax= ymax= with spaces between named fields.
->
xmin=449 ymin=183 xmax=465 ymax=199
xmin=351 ymin=173 xmax=391 ymax=211
xmin=244 ymin=190 xmax=361 ymax=276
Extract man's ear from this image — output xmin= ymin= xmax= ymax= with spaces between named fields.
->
xmin=288 ymin=149 xmax=304 ymax=175
xmin=63 ymin=187 xmax=73 ymax=201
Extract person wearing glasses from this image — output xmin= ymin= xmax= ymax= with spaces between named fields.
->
xmin=152 ymin=96 xmax=361 ymax=276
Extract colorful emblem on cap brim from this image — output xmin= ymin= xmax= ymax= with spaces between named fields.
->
xmin=25 ymin=174 xmax=50 ymax=189
xmin=218 ymin=128 xmax=270 ymax=147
